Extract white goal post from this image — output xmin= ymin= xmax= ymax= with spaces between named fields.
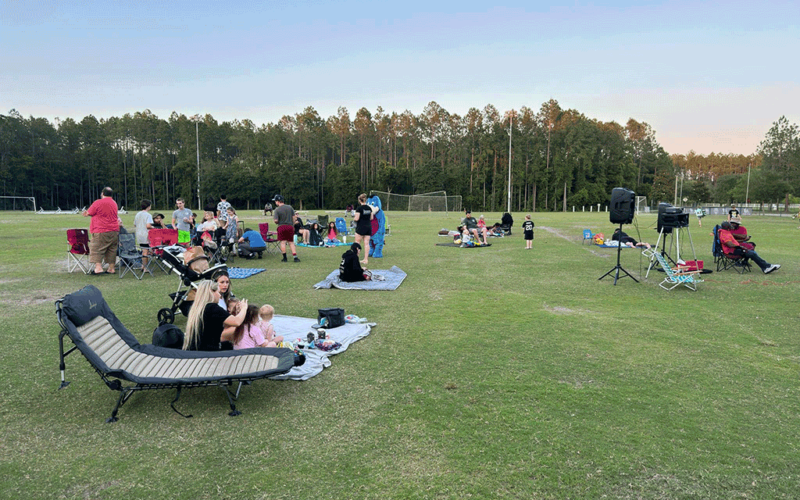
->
xmin=635 ymin=196 xmax=649 ymax=214
xmin=0 ymin=196 xmax=36 ymax=211
xmin=369 ymin=191 xmax=462 ymax=213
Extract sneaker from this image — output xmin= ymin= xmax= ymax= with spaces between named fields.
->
xmin=293 ymin=256 xmax=301 ymax=263
xmin=764 ymin=264 xmax=781 ymax=274
xmin=281 ymin=256 xmax=288 ymax=262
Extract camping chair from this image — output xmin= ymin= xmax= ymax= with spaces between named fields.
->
xmin=66 ymin=229 xmax=91 ymax=274
xmin=117 ymin=233 xmax=145 ymax=280
xmin=582 ymin=229 xmax=593 ymax=245
xmin=204 ymin=227 xmax=230 ymax=266
xmin=500 ymin=213 xmax=514 ymax=235
xmin=335 ymin=217 xmax=350 ymax=236
xmin=712 ymin=224 xmax=752 ymax=274
xmin=653 ymin=252 xmax=703 ymax=291
xmin=259 ymin=222 xmax=281 ymax=254
xmin=317 ymin=214 xmax=329 ymax=229
xmin=56 ymin=285 xmax=297 ymax=422
xmin=148 ymin=228 xmax=179 ymax=274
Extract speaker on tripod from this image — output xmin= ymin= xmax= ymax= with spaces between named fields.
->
xmin=600 ymin=187 xmax=639 ymax=285
xmin=610 ymin=187 xmax=635 ymax=224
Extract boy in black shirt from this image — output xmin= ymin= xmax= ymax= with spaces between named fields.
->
xmin=522 ymin=214 xmax=535 ymax=249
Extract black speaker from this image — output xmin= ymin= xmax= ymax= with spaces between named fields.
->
xmin=657 ymin=202 xmax=689 ymax=233
xmin=610 ymin=187 xmax=635 ymax=224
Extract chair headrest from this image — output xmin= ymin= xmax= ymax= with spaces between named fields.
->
xmin=60 ymin=285 xmax=110 ymax=327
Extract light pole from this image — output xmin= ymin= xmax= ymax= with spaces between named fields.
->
xmin=191 ymin=115 xmax=202 ymax=211
xmin=745 ymin=162 xmax=751 ymax=204
xmin=507 ymin=111 xmax=514 ymax=214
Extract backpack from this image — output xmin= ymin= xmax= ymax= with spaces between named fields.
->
xmin=152 ymin=323 xmax=185 ymax=349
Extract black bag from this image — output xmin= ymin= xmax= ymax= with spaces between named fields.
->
xmin=317 ymin=308 xmax=345 ymax=329
xmin=152 ymin=323 xmax=185 ymax=349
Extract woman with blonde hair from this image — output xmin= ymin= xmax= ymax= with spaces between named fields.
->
xmin=183 ymin=280 xmax=248 ymax=351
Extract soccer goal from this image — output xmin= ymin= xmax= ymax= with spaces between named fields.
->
xmin=0 ymin=196 xmax=37 ymax=212
xmin=635 ymin=196 xmax=649 ymax=214
xmin=369 ymin=191 xmax=462 ymax=213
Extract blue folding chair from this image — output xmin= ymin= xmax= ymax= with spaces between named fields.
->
xmin=582 ymin=229 xmax=593 ymax=245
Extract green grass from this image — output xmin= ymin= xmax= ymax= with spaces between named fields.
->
xmin=1 ymin=210 xmax=799 ymax=499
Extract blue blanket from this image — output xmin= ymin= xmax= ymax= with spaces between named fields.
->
xmin=298 ymin=241 xmax=350 ymax=248
xmin=227 ymin=267 xmax=266 ymax=279
xmin=313 ymin=265 xmax=407 ymax=290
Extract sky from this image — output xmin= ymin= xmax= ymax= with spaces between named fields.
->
xmin=1 ymin=0 xmax=798 ymax=156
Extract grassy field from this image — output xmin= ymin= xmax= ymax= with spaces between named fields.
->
xmin=1 ymin=209 xmax=798 ymax=499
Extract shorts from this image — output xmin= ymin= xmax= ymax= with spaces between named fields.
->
xmin=277 ymin=225 xmax=294 ymax=242
xmin=524 ymin=231 xmax=534 ymax=241
xmin=89 ymin=231 xmax=119 ymax=264
xmin=356 ymin=226 xmax=372 ymax=237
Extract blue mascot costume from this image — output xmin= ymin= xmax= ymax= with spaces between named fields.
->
xmin=367 ymin=195 xmax=386 ymax=258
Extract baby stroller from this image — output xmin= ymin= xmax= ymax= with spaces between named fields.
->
xmin=156 ymin=246 xmax=228 ymax=325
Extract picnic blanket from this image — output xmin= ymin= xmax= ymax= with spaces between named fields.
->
xmin=227 ymin=267 xmax=266 ymax=279
xmin=313 ymin=265 xmax=407 ymax=290
xmin=298 ymin=241 xmax=350 ymax=248
xmin=269 ymin=315 xmax=374 ymax=381
xmin=435 ymin=242 xmax=492 ymax=248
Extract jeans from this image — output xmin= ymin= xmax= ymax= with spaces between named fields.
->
xmin=732 ymin=247 xmax=770 ymax=271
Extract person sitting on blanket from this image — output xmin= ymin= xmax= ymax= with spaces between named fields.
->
xmin=460 ymin=228 xmax=475 ymax=247
xmin=339 ymin=242 xmax=370 ymax=282
xmin=258 ymin=304 xmax=283 ymax=346
xmin=462 ymin=210 xmax=489 ymax=245
xmin=238 ymin=229 xmax=267 ymax=259
xmin=325 ymin=221 xmax=340 ymax=245
xmin=184 ymin=280 xmax=248 ymax=351
xmin=611 ymin=228 xmax=652 ymax=249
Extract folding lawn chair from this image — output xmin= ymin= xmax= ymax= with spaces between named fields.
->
xmin=66 ymin=229 xmax=91 ymax=274
xmin=259 ymin=223 xmax=280 ymax=255
xmin=117 ymin=233 xmax=146 ymax=280
xmin=148 ymin=228 xmax=179 ymax=274
xmin=582 ymin=229 xmax=593 ymax=245
xmin=653 ymin=252 xmax=703 ymax=291
xmin=712 ymin=224 xmax=752 ymax=274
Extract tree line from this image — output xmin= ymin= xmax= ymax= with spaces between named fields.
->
xmin=1 ymin=102 xmax=797 ymax=212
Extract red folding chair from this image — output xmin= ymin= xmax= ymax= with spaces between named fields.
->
xmin=66 ymin=229 xmax=91 ymax=274
xmin=259 ymin=223 xmax=280 ymax=255
xmin=148 ymin=229 xmax=179 ymax=274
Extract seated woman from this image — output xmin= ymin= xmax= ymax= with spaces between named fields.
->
xmin=213 ymin=270 xmax=234 ymax=310
xmin=183 ymin=280 xmax=248 ymax=351
xmin=294 ymin=216 xmax=311 ymax=244
xmin=339 ymin=243 xmax=369 ymax=282
xmin=196 ymin=211 xmax=219 ymax=247
xmin=325 ymin=221 xmax=340 ymax=245
xmin=307 ymin=222 xmax=323 ymax=246
xmin=611 ymin=228 xmax=651 ymax=249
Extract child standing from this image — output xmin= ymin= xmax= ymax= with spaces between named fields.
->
xmin=522 ymin=214 xmax=535 ymax=249
xmin=257 ymin=304 xmax=283 ymax=346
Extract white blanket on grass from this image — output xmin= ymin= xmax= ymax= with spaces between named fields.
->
xmin=268 ymin=314 xmax=374 ymax=381
xmin=313 ymin=265 xmax=407 ymax=290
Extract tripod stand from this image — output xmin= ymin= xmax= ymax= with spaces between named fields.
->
xmin=599 ymin=223 xmax=639 ymax=285
xmin=645 ymin=224 xmax=697 ymax=278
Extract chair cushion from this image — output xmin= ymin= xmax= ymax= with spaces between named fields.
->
xmin=61 ymin=285 xmax=109 ymax=327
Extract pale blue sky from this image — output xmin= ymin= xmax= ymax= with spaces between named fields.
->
xmin=1 ymin=0 xmax=797 ymax=155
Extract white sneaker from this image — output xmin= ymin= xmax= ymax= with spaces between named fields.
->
xmin=764 ymin=264 xmax=781 ymax=274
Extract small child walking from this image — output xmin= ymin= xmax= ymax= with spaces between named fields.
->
xmin=522 ymin=214 xmax=535 ymax=249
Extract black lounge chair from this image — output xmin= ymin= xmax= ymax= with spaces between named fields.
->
xmin=56 ymin=285 xmax=297 ymax=422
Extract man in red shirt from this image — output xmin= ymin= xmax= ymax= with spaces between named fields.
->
xmin=729 ymin=216 xmax=755 ymax=250
xmin=83 ymin=186 xmax=120 ymax=274
xmin=719 ymin=221 xmax=779 ymax=274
